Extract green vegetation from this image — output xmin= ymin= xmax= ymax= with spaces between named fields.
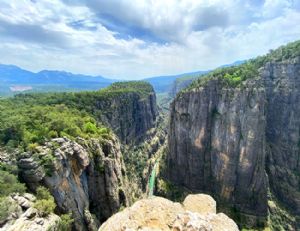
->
xmin=34 ymin=186 xmax=56 ymax=217
xmin=0 ymin=81 xmax=152 ymax=151
xmin=0 ymin=197 xmax=20 ymax=224
xmin=105 ymin=81 xmax=154 ymax=98
xmin=57 ymin=213 xmax=74 ymax=231
xmin=0 ymin=170 xmax=26 ymax=223
xmin=0 ymin=102 xmax=112 ymax=150
xmin=186 ymin=61 xmax=259 ymax=89
xmin=0 ymin=170 xmax=26 ymax=196
xmin=184 ymin=40 xmax=300 ymax=91
xmin=11 ymin=81 xmax=153 ymax=107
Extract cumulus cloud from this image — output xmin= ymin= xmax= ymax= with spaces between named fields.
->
xmin=0 ymin=0 xmax=299 ymax=79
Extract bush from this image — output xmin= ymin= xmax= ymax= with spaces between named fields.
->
xmin=34 ymin=186 xmax=56 ymax=217
xmin=84 ymin=122 xmax=98 ymax=134
xmin=28 ymin=143 xmax=39 ymax=153
xmin=0 ymin=197 xmax=20 ymax=224
xmin=0 ymin=170 xmax=26 ymax=196
xmin=39 ymin=152 xmax=56 ymax=176
xmin=58 ymin=213 xmax=74 ymax=231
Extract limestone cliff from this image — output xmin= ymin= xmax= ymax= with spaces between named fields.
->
xmin=166 ymin=42 xmax=300 ymax=228
xmin=99 ymin=194 xmax=239 ymax=231
xmin=167 ymin=77 xmax=268 ymax=225
xmin=18 ymin=136 xmax=128 ymax=231
xmin=95 ymin=90 xmax=158 ymax=144
xmin=263 ymin=57 xmax=300 ymax=224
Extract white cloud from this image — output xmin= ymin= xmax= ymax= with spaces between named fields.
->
xmin=0 ymin=0 xmax=299 ymax=79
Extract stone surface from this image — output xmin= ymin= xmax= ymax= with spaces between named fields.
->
xmin=4 ymin=208 xmax=59 ymax=231
xmin=183 ymin=194 xmax=216 ymax=214
xmin=99 ymin=194 xmax=238 ymax=231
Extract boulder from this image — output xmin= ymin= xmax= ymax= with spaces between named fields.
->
xmin=99 ymin=194 xmax=239 ymax=231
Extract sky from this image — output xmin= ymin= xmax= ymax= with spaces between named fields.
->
xmin=0 ymin=0 xmax=299 ymax=79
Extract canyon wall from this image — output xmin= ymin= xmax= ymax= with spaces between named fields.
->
xmin=166 ymin=56 xmax=300 ymax=228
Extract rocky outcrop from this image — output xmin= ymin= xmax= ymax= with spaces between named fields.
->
xmin=0 ymin=193 xmax=60 ymax=231
xmin=166 ymin=56 xmax=300 ymax=228
xmin=99 ymin=194 xmax=238 ymax=231
xmin=18 ymin=136 xmax=128 ymax=230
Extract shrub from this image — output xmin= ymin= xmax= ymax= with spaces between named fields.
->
xmin=28 ymin=143 xmax=39 ymax=153
xmin=48 ymin=130 xmax=58 ymax=138
xmin=0 ymin=170 xmax=26 ymax=196
xmin=84 ymin=122 xmax=98 ymax=134
xmin=0 ymin=197 xmax=20 ymax=224
xmin=57 ymin=213 xmax=74 ymax=231
xmin=34 ymin=186 xmax=56 ymax=217
xmin=41 ymin=154 xmax=56 ymax=176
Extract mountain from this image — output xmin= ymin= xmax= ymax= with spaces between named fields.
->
xmin=165 ymin=40 xmax=300 ymax=229
xmin=0 ymin=65 xmax=116 ymax=96
xmin=0 ymin=60 xmax=246 ymax=97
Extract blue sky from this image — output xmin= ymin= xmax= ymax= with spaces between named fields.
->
xmin=0 ymin=0 xmax=299 ymax=79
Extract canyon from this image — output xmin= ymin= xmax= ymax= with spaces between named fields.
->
xmin=0 ymin=40 xmax=299 ymax=231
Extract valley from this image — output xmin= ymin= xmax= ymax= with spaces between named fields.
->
xmin=0 ymin=40 xmax=299 ymax=231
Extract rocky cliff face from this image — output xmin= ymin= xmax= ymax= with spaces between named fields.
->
xmin=263 ymin=57 xmax=300 ymax=221
xmin=99 ymin=194 xmax=238 ymax=231
xmin=91 ymin=85 xmax=158 ymax=145
xmin=18 ymin=136 xmax=128 ymax=231
xmin=167 ymin=78 xmax=268 ymax=225
xmin=166 ymin=56 xmax=300 ymax=228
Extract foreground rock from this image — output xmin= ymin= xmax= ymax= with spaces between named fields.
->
xmin=99 ymin=194 xmax=238 ymax=231
xmin=0 ymin=193 xmax=60 ymax=231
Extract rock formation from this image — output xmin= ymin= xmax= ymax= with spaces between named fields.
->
xmin=99 ymin=194 xmax=239 ymax=231
xmin=166 ymin=55 xmax=300 ymax=228
xmin=18 ymin=136 xmax=128 ymax=230
xmin=0 ymin=193 xmax=60 ymax=231
xmin=82 ymin=82 xmax=158 ymax=144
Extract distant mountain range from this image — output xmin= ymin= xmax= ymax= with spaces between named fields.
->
xmin=0 ymin=60 xmax=245 ymax=96
xmin=0 ymin=64 xmax=117 ymax=96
